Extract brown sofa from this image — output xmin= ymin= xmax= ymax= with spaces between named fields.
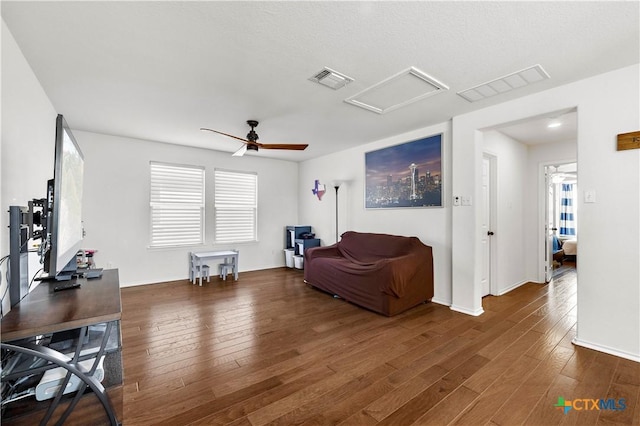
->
xmin=303 ymin=231 xmax=434 ymax=316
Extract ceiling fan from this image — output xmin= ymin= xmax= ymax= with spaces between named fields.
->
xmin=200 ymin=120 xmax=308 ymax=157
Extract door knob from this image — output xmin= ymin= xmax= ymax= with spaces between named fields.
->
xmin=487 ymin=231 xmax=494 ymax=236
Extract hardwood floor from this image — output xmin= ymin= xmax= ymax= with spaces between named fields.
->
xmin=120 ymin=267 xmax=639 ymax=425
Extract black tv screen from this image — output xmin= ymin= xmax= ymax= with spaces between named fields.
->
xmin=44 ymin=114 xmax=85 ymax=280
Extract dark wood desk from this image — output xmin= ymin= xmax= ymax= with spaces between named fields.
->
xmin=2 ymin=269 xmax=122 ymax=341
xmin=1 ymin=269 xmax=123 ymax=425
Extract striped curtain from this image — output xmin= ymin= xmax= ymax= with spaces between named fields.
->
xmin=559 ymin=183 xmax=576 ymax=236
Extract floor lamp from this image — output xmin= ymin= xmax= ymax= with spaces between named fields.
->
xmin=333 ymin=182 xmax=341 ymax=243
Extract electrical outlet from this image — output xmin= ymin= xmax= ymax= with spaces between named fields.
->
xmin=461 ymin=196 xmax=473 ymax=206
xmin=453 ymin=196 xmax=461 ymax=206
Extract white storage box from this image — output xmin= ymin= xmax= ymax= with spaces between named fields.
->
xmin=293 ymin=255 xmax=304 ymax=269
xmin=284 ymin=249 xmax=295 ymax=268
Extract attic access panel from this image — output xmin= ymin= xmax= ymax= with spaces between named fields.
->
xmin=345 ymin=67 xmax=449 ymax=114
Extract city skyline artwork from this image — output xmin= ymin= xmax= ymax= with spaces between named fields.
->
xmin=365 ymin=134 xmax=442 ymax=208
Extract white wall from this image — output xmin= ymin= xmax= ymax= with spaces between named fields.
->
xmin=452 ymin=64 xmax=640 ymax=361
xmin=482 ymin=130 xmax=528 ymax=294
xmin=1 ymin=20 xmax=57 ymax=312
xmin=525 ymin=140 xmax=576 ymax=282
xmin=76 ymin=131 xmax=299 ymax=287
xmin=298 ymin=122 xmax=452 ymax=306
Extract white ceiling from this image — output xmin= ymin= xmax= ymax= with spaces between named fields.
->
xmin=2 ymin=1 xmax=638 ymax=161
xmin=494 ymin=109 xmax=578 ymax=146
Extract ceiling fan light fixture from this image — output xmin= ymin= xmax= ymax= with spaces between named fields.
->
xmin=232 ymin=145 xmax=248 ymax=157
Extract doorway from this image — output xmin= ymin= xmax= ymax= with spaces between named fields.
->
xmin=544 ymin=162 xmax=577 ymax=281
xmin=478 ymin=107 xmax=577 ymax=307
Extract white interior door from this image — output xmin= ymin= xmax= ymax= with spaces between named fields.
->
xmin=481 ymin=155 xmax=494 ymax=296
xmin=544 ymin=166 xmax=555 ymax=283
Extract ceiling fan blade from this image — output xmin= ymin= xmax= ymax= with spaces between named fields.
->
xmin=232 ymin=145 xmax=248 ymax=157
xmin=200 ymin=128 xmax=249 ymax=144
xmin=258 ymin=143 xmax=309 ymax=151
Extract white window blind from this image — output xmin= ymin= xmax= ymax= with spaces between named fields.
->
xmin=214 ymin=169 xmax=257 ymax=243
xmin=149 ymin=162 xmax=204 ymax=247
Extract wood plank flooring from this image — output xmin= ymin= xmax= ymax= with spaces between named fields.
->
xmin=120 ymin=266 xmax=640 ymax=425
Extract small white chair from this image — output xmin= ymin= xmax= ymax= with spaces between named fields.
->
xmin=219 ymin=263 xmax=233 ymax=280
xmin=194 ymin=264 xmax=210 ymax=284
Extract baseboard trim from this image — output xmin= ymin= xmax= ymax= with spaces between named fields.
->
xmin=430 ymin=297 xmax=451 ymax=307
xmin=495 ymin=280 xmax=528 ymax=296
xmin=572 ymin=337 xmax=640 ymax=363
xmin=450 ymin=304 xmax=484 ymax=316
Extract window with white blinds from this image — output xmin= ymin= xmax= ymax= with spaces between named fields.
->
xmin=149 ymin=162 xmax=205 ymax=247
xmin=214 ymin=169 xmax=257 ymax=244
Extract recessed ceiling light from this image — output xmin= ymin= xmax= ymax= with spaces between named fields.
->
xmin=547 ymin=121 xmax=562 ymax=129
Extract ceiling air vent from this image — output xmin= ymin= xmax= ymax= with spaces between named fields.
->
xmin=457 ymin=64 xmax=550 ymax=102
xmin=309 ymin=67 xmax=354 ymax=90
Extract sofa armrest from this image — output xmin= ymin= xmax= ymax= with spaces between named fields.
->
xmin=304 ymin=244 xmax=340 ymax=261
xmin=378 ymin=252 xmax=427 ymax=297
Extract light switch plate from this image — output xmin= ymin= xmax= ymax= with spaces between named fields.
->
xmin=584 ymin=190 xmax=596 ymax=203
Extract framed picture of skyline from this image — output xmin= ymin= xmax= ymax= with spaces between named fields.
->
xmin=365 ymin=134 xmax=442 ymax=208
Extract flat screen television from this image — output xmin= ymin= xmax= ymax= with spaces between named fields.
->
xmin=43 ymin=114 xmax=85 ymax=280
